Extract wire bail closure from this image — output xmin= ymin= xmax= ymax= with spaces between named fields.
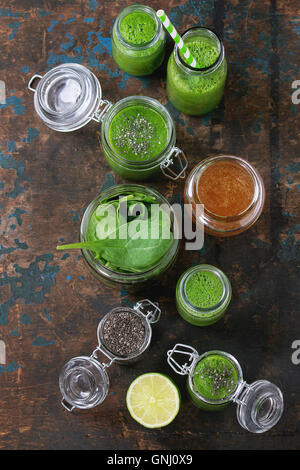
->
xmin=167 ymin=343 xmax=198 ymax=375
xmin=28 ymin=74 xmax=42 ymax=92
xmin=61 ymin=398 xmax=75 ymax=412
xmin=231 ymin=380 xmax=250 ymax=406
xmin=160 ymin=147 xmax=188 ymax=180
xmin=92 ymin=99 xmax=113 ymax=122
xmin=91 ymin=346 xmax=116 ymax=369
xmin=133 ymin=299 xmax=161 ymax=324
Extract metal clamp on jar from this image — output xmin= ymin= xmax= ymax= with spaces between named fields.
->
xmin=167 ymin=343 xmax=284 ymax=434
xmin=59 ymin=299 xmax=161 ymax=411
xmin=28 ymin=63 xmax=187 ymax=181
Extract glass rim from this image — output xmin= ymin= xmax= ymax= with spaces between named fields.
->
xmin=114 ymin=4 xmax=163 ymax=50
xmin=33 ymin=63 xmax=103 ymax=131
xmin=37 ymin=65 xmax=86 ymax=117
xmin=97 ymin=306 xmax=152 ymax=362
xmin=195 ymin=155 xmax=260 ymax=221
xmin=184 ymin=154 xmax=266 ymax=236
xmin=189 ymin=350 xmax=243 ymax=405
xmin=101 ymin=95 xmax=176 ymax=169
xmin=179 ymin=264 xmax=231 ymax=316
xmin=175 ymin=26 xmax=224 ymax=73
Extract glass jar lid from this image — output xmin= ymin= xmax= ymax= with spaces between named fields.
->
xmin=59 ymin=356 xmax=109 ymax=411
xmin=234 ymin=379 xmax=284 ymax=433
xmin=178 ymin=264 xmax=232 ymax=318
xmin=28 ymin=63 xmax=108 ymax=132
xmin=114 ymin=4 xmax=163 ymax=51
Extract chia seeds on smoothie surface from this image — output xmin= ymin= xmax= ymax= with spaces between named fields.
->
xmin=108 ymin=105 xmax=168 ymax=161
xmin=193 ymin=355 xmax=238 ymax=400
xmin=113 ymin=113 xmax=155 ymax=158
xmin=102 ymin=310 xmax=145 ymax=357
xmin=195 ymin=362 xmax=236 ymax=396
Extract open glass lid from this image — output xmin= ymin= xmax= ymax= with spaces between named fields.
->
xmin=234 ymin=379 xmax=284 ymax=433
xmin=59 ymin=356 xmax=109 ymax=411
xmin=28 ymin=63 xmax=111 ymax=132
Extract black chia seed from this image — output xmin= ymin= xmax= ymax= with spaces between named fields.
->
xmin=195 ymin=363 xmax=236 ymax=396
xmin=102 ymin=310 xmax=145 ymax=357
xmin=113 ymin=113 xmax=155 ymax=158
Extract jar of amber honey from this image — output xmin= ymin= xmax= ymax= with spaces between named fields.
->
xmin=184 ymin=155 xmax=265 ymax=236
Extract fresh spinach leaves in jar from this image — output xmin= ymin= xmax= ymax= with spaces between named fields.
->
xmin=57 ymin=191 xmax=174 ymax=273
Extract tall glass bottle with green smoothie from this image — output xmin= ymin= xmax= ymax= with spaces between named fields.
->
xmin=167 ymin=27 xmax=227 ymax=115
xmin=112 ymin=5 xmax=166 ymax=76
xmin=167 ymin=344 xmax=284 ymax=433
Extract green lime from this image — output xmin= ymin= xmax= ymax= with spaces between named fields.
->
xmin=126 ymin=372 xmax=180 ymax=429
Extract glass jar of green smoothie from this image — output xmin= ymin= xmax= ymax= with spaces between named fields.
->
xmin=100 ymin=95 xmax=187 ymax=180
xmin=28 ymin=64 xmax=187 ymax=180
xmin=60 ymin=299 xmax=161 ymax=411
xmin=56 ymin=184 xmax=180 ymax=290
xmin=167 ymin=344 xmax=284 ymax=433
xmin=112 ymin=4 xmax=166 ymax=76
xmin=167 ymin=27 xmax=227 ymax=115
xmin=176 ymin=265 xmax=231 ymax=326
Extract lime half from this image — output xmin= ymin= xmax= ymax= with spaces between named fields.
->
xmin=126 ymin=373 xmax=180 ymax=428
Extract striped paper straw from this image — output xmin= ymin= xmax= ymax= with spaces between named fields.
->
xmin=156 ymin=9 xmax=200 ymax=68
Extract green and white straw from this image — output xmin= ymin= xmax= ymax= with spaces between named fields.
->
xmin=156 ymin=9 xmax=200 ymax=68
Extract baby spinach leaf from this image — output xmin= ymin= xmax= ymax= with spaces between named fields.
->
xmin=57 ymin=191 xmax=173 ymax=273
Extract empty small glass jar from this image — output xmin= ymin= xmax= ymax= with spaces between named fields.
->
xmin=112 ymin=4 xmax=166 ymax=76
xmin=167 ymin=343 xmax=284 ymax=433
xmin=80 ymin=184 xmax=180 ymax=291
xmin=184 ymin=155 xmax=265 ymax=236
xmin=28 ymin=63 xmax=187 ymax=180
xmin=59 ymin=299 xmax=161 ymax=411
xmin=176 ymin=264 xmax=231 ymax=326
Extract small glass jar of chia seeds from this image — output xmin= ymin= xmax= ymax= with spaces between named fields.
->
xmin=184 ymin=155 xmax=265 ymax=236
xmin=59 ymin=299 xmax=161 ymax=411
xmin=28 ymin=64 xmax=187 ymax=180
xmin=79 ymin=184 xmax=180 ymax=291
xmin=167 ymin=343 xmax=284 ymax=433
xmin=112 ymin=4 xmax=166 ymax=76
xmin=176 ymin=264 xmax=231 ymax=326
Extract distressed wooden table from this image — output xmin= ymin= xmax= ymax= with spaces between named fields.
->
xmin=0 ymin=0 xmax=299 ymax=450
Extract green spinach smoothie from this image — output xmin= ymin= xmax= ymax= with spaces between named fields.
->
xmin=112 ymin=5 xmax=166 ymax=76
xmin=194 ymin=355 xmax=238 ymax=400
xmin=185 ymin=270 xmax=224 ymax=309
xmin=108 ymin=105 xmax=168 ymax=162
xmin=101 ymin=96 xmax=176 ymax=181
xmin=119 ymin=11 xmax=156 ymax=45
xmin=167 ymin=27 xmax=227 ymax=115
xmin=181 ymin=41 xmax=219 ymax=69
xmin=188 ymin=353 xmax=239 ymax=410
xmin=176 ymin=265 xmax=231 ymax=326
